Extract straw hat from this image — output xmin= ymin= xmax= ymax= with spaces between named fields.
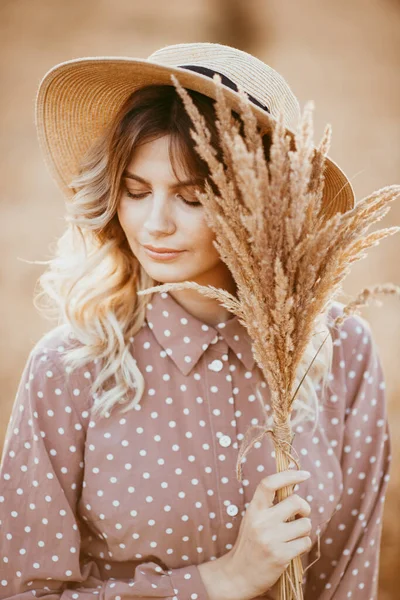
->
xmin=35 ymin=42 xmax=355 ymax=217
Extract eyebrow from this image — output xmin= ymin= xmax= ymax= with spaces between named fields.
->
xmin=122 ymin=170 xmax=203 ymax=188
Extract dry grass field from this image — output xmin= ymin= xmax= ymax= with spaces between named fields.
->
xmin=1 ymin=0 xmax=399 ymax=597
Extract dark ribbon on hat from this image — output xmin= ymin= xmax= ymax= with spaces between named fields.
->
xmin=178 ymin=64 xmax=271 ymax=114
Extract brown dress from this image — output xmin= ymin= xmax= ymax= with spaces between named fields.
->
xmin=0 ymin=291 xmax=391 ymax=599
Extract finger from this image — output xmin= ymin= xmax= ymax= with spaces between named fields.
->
xmin=253 ymin=471 xmax=311 ymax=510
xmin=285 ymin=536 xmax=313 ymax=561
xmin=280 ymin=517 xmax=312 ymax=542
xmin=269 ymin=493 xmax=311 ymax=522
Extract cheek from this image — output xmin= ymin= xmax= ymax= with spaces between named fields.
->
xmin=190 ymin=218 xmax=220 ymax=259
xmin=116 ymin=204 xmax=127 ymax=228
xmin=117 ymin=203 xmax=140 ymax=237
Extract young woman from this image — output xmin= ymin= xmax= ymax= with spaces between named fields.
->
xmin=0 ymin=43 xmax=391 ymax=600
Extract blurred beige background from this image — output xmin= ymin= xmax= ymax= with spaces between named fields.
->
xmin=1 ymin=0 xmax=399 ymax=597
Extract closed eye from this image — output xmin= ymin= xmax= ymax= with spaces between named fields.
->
xmin=125 ymin=190 xmax=202 ymax=207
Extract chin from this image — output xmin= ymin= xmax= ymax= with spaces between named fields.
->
xmin=148 ymin=271 xmax=197 ymax=284
xmin=143 ymin=264 xmax=202 ymax=284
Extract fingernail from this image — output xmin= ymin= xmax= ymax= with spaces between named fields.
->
xmin=298 ymin=471 xmax=311 ymax=478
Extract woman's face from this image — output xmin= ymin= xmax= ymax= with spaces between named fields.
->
xmin=117 ymin=134 xmax=235 ymax=291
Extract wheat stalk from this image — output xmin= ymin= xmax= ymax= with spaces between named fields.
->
xmin=137 ymin=73 xmax=400 ymax=599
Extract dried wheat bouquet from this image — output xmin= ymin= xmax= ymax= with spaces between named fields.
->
xmin=137 ymin=73 xmax=400 ymax=600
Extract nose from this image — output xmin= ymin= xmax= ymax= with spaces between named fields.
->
xmin=143 ymin=193 xmax=176 ymax=235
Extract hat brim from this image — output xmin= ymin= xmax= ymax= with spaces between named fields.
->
xmin=35 ymin=56 xmax=355 ymax=218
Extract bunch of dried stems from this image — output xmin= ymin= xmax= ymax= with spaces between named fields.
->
xmin=137 ymin=73 xmax=400 ymax=600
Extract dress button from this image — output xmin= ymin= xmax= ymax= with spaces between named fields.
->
xmin=219 ymin=434 xmax=232 ymax=448
xmin=208 ymin=359 xmax=223 ymax=372
xmin=227 ymin=504 xmax=239 ymax=516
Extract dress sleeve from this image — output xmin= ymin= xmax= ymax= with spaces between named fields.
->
xmin=0 ymin=344 xmax=211 ymax=600
xmin=304 ymin=316 xmax=392 ymax=600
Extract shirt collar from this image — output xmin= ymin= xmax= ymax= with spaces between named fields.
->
xmin=144 ymin=291 xmax=256 ymax=376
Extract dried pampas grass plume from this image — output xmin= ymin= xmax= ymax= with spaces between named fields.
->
xmin=137 ymin=73 xmax=400 ymax=599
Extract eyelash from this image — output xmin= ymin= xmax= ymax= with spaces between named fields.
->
xmin=125 ymin=190 xmax=202 ymax=207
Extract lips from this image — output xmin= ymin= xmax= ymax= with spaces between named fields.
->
xmin=143 ymin=246 xmax=186 ymax=261
xmin=143 ymin=245 xmax=183 ymax=253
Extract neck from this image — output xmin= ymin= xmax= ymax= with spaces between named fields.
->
xmin=167 ymin=269 xmax=238 ymax=327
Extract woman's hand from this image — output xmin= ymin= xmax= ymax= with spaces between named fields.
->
xmin=222 ymin=469 xmax=312 ymax=600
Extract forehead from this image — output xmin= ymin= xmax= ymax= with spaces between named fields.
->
xmin=124 ymin=135 xmax=203 ymax=185
xmin=126 ymin=135 xmax=187 ymax=181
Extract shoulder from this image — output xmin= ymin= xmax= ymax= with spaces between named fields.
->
xmin=32 ymin=323 xmax=77 ymax=356
xmin=328 ymin=299 xmax=373 ymax=358
xmin=6 ymin=326 xmax=92 ymax=456
xmin=327 ymin=300 xmax=384 ymax=410
xmin=21 ymin=324 xmax=94 ymax=415
xmin=25 ymin=324 xmax=76 ymax=381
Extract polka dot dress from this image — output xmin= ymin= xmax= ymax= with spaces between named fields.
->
xmin=0 ymin=292 xmax=391 ymax=600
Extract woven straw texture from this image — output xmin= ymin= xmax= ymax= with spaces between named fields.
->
xmin=35 ymin=42 xmax=355 ymax=218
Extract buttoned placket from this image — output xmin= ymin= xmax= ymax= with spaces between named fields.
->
xmin=204 ymin=332 xmax=244 ymax=550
